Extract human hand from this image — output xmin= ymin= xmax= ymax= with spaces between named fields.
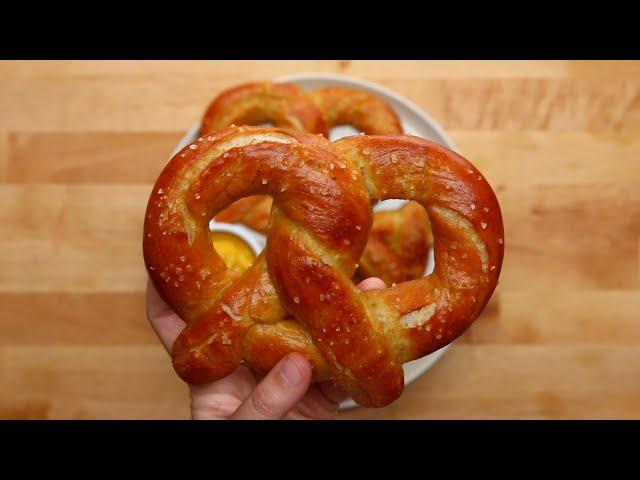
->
xmin=146 ymin=276 xmax=386 ymax=420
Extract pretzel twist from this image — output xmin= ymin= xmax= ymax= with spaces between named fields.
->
xmin=202 ymin=81 xmax=429 ymax=285
xmin=143 ymin=126 xmax=504 ymax=407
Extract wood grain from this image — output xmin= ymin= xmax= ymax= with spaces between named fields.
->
xmin=1 ymin=60 xmax=639 ymax=419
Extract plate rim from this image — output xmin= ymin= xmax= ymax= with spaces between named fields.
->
xmin=274 ymin=72 xmax=458 ymax=151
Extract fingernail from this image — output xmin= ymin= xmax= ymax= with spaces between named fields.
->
xmin=277 ymin=355 xmax=305 ymax=386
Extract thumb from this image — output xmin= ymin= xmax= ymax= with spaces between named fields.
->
xmin=231 ymin=353 xmax=312 ymax=420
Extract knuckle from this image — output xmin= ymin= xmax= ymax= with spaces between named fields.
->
xmin=297 ymin=400 xmax=338 ymax=420
xmin=191 ymin=393 xmax=240 ymax=420
xmin=250 ymin=385 xmax=277 ymax=417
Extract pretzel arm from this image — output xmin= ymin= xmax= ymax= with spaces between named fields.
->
xmin=309 ymin=87 xmax=403 ymax=134
xmin=334 ymin=135 xmax=504 ymax=366
xmin=200 ymin=82 xmax=328 ymax=137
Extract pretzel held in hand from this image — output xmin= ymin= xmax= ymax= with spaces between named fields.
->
xmin=143 ymin=126 xmax=504 ymax=407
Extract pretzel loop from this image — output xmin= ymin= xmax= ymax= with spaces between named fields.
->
xmin=202 ymin=82 xmax=428 ymax=286
xmin=143 ymin=126 xmax=504 ymax=407
xmin=335 ymin=136 xmax=502 ymax=363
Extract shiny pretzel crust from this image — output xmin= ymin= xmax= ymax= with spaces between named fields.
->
xmin=143 ymin=126 xmax=504 ymax=407
xmin=214 ymin=198 xmax=431 ymax=286
xmin=200 ymin=82 xmax=328 ymax=137
xmin=204 ymin=81 xmax=426 ymax=284
xmin=309 ymin=86 xmax=403 ymax=135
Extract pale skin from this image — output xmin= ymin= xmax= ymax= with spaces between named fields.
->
xmin=146 ymin=276 xmax=387 ymax=420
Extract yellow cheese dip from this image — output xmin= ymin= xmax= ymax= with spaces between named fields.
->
xmin=210 ymin=231 xmax=256 ymax=272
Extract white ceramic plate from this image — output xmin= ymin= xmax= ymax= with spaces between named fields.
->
xmin=172 ymin=73 xmax=458 ymax=410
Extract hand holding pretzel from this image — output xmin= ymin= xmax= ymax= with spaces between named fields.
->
xmin=143 ymin=125 xmax=504 ymax=407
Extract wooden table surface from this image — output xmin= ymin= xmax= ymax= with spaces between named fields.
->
xmin=1 ymin=60 xmax=639 ymax=419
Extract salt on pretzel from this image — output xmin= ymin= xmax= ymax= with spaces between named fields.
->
xmin=215 ymin=198 xmax=430 ymax=286
xmin=202 ymin=81 xmax=429 ymax=284
xmin=143 ymin=126 xmax=504 ymax=407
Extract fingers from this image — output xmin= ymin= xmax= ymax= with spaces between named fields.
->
xmin=356 ymin=277 xmax=387 ymax=291
xmin=231 ymin=353 xmax=312 ymax=420
xmin=146 ymin=279 xmax=186 ymax=353
xmin=190 ymin=365 xmax=257 ymax=420
xmin=150 ymin=275 xmax=385 ymax=420
xmin=285 ymin=381 xmax=348 ymax=420
xmin=318 ymin=381 xmax=349 ymax=405
xmin=285 ymin=386 xmax=341 ymax=420
xmin=190 ymin=365 xmax=257 ymax=405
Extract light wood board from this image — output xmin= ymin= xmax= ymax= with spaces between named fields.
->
xmin=1 ymin=60 xmax=639 ymax=419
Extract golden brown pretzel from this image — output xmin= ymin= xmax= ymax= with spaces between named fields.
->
xmin=200 ymin=82 xmax=329 ymax=137
xmin=309 ymin=86 xmax=403 ymax=135
xmin=203 ymin=81 xmax=429 ymax=284
xmin=216 ymin=199 xmax=431 ymax=286
xmin=143 ymin=126 xmax=504 ymax=407
xmin=200 ymin=82 xmax=404 ymax=137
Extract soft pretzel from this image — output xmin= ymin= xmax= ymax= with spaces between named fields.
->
xmin=202 ymin=81 xmax=429 ymax=284
xmin=143 ymin=126 xmax=504 ymax=407
xmin=214 ymin=198 xmax=430 ymax=286
xmin=308 ymin=86 xmax=403 ymax=135
xmin=200 ymin=82 xmax=329 ymax=138
xmin=200 ymin=82 xmax=404 ymax=138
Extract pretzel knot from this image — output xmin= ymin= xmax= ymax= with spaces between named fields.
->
xmin=203 ymin=81 xmax=430 ymax=285
xmin=143 ymin=125 xmax=504 ymax=407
